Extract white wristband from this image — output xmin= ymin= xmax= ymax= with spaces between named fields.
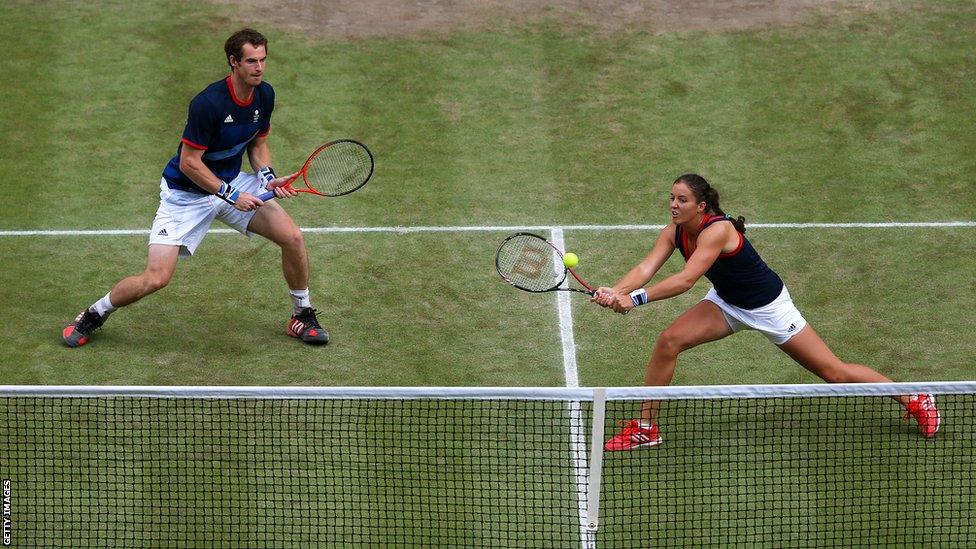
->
xmin=629 ymin=288 xmax=649 ymax=307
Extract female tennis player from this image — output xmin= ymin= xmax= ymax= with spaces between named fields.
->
xmin=593 ymin=174 xmax=940 ymax=451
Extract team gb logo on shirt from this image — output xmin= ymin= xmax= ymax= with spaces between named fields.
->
xmin=253 ymin=109 xmax=260 ymax=122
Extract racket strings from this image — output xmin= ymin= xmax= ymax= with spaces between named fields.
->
xmin=497 ymin=236 xmax=563 ymax=291
xmin=305 ymin=142 xmax=373 ymax=195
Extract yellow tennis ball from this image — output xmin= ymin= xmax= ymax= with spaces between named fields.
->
xmin=563 ymin=252 xmax=579 ymax=268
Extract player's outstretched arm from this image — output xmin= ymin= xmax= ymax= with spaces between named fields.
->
xmin=642 ymin=223 xmax=727 ymax=302
xmin=591 ymin=225 xmax=676 ymax=313
xmin=612 ymin=225 xmax=677 ymax=293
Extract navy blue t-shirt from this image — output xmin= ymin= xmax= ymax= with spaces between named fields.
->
xmin=675 ymin=215 xmax=784 ymax=309
xmin=162 ymin=76 xmax=274 ymax=193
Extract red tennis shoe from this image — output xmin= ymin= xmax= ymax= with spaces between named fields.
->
xmin=604 ymin=420 xmax=663 ymax=451
xmin=904 ymin=394 xmax=940 ymax=438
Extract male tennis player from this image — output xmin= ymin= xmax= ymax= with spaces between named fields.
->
xmin=63 ymin=28 xmax=328 ymax=347
xmin=593 ymin=174 xmax=940 ymax=450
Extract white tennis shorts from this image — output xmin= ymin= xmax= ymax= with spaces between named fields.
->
xmin=149 ymin=172 xmax=266 ymax=257
xmin=704 ymin=285 xmax=807 ymax=345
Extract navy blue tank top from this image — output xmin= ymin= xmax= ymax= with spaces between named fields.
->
xmin=675 ymin=215 xmax=784 ymax=309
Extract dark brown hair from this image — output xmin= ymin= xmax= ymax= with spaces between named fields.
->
xmin=674 ymin=173 xmax=746 ymax=233
xmin=224 ymin=28 xmax=268 ymax=69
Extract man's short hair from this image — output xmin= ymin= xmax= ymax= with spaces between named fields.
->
xmin=224 ymin=28 xmax=268 ymax=69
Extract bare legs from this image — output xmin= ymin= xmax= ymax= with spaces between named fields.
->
xmin=107 ymin=244 xmax=180 ymax=307
xmin=640 ymin=301 xmax=909 ymax=423
xmin=106 ymin=201 xmax=309 ymax=312
xmin=246 ymin=201 xmax=309 ymax=291
xmin=778 ymin=325 xmax=909 ymax=407
xmin=640 ymin=300 xmax=732 ymax=422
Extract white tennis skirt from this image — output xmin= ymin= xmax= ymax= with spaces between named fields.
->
xmin=703 ymin=285 xmax=807 ymax=345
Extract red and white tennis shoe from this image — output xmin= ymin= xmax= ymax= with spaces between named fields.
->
xmin=287 ymin=307 xmax=329 ymax=345
xmin=604 ymin=420 xmax=663 ymax=451
xmin=905 ymin=393 xmax=940 ymax=439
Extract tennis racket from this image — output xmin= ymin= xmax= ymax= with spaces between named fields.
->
xmin=495 ymin=232 xmax=596 ymax=295
xmin=256 ymin=139 xmax=374 ymax=201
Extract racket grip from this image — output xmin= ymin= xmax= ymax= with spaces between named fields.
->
xmin=256 ymin=190 xmax=277 ymax=201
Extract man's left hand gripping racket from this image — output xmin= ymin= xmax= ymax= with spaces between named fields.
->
xmin=257 ymin=139 xmax=374 ymax=201
xmin=495 ymin=232 xmax=596 ymax=296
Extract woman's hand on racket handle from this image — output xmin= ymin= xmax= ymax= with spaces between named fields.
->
xmin=610 ymin=292 xmax=636 ymax=314
xmin=591 ymin=287 xmax=633 ymax=314
xmin=591 ymin=287 xmax=617 ymax=308
xmin=267 ymin=172 xmax=300 ymax=199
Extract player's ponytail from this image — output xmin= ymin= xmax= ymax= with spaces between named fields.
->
xmin=727 ymin=214 xmax=747 ymax=234
xmin=674 ymin=173 xmax=747 ymax=234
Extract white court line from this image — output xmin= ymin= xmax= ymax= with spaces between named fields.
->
xmin=550 ymin=228 xmax=581 ymax=389
xmin=550 ymin=228 xmax=594 ymax=549
xmin=0 ymin=221 xmax=973 ymax=237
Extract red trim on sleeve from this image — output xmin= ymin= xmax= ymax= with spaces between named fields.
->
xmin=225 ymin=76 xmax=254 ymax=107
xmin=257 ymin=124 xmax=271 ymax=137
xmin=719 ymin=231 xmax=745 ymax=258
xmin=180 ymin=137 xmax=208 ymax=150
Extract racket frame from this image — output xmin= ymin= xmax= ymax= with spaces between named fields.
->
xmin=256 ymin=139 xmax=374 ymax=201
xmin=495 ymin=232 xmax=596 ymax=296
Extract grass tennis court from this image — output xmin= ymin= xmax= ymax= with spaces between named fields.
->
xmin=1 ymin=227 xmax=973 ymax=385
xmin=1 ymin=0 xmax=974 ymax=546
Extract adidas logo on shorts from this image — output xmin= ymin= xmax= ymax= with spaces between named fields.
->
xmin=158 ymin=229 xmax=168 ymax=236
xmin=787 ymin=323 xmax=797 ymax=332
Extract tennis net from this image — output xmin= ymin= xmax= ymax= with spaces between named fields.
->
xmin=1 ymin=383 xmax=973 ymax=547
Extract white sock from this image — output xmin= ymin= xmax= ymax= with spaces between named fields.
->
xmin=289 ymin=288 xmax=311 ymax=314
xmin=638 ymin=420 xmax=654 ymax=429
xmin=90 ymin=292 xmax=116 ymax=318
